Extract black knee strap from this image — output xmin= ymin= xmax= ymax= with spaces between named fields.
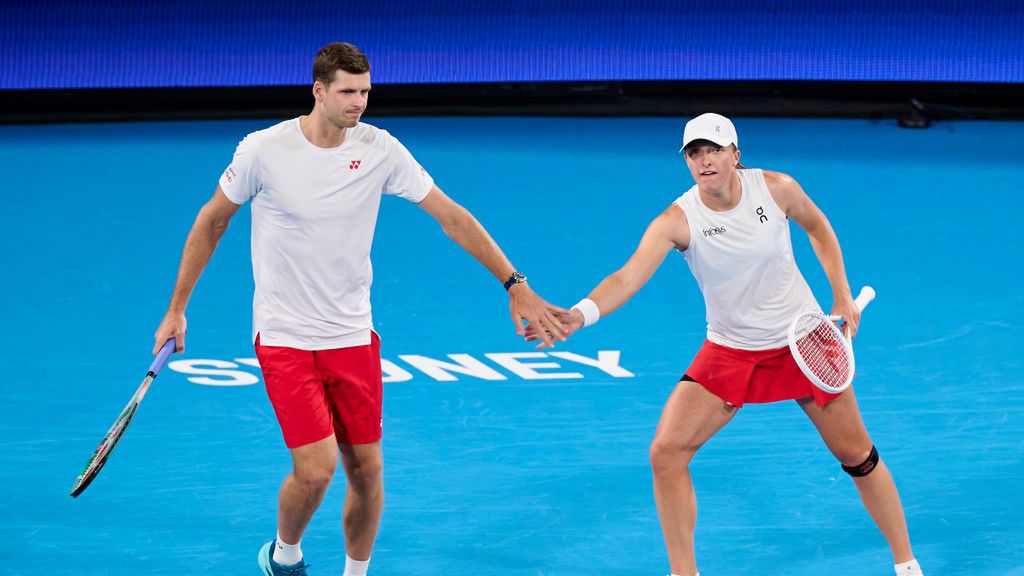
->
xmin=842 ymin=445 xmax=879 ymax=477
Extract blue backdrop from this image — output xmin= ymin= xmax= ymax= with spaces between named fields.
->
xmin=3 ymin=0 xmax=1023 ymax=89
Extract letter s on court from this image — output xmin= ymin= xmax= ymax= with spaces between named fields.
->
xmin=167 ymin=359 xmax=260 ymax=386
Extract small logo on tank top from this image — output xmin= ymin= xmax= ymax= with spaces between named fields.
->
xmin=702 ymin=226 xmax=727 ymax=237
xmin=756 ymin=206 xmax=768 ymax=223
xmin=349 ymin=160 xmax=362 ymax=170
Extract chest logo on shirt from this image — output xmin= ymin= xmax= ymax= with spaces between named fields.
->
xmin=702 ymin=225 xmax=727 ymax=238
xmin=349 ymin=160 xmax=362 ymax=170
xmin=756 ymin=206 xmax=768 ymax=223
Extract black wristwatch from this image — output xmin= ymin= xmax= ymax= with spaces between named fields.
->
xmin=503 ymin=271 xmax=527 ymax=291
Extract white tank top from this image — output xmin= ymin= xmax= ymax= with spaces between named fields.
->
xmin=674 ymin=169 xmax=819 ymax=350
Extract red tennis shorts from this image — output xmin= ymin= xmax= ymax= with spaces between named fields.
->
xmin=255 ymin=332 xmax=383 ymax=448
xmin=684 ymin=339 xmax=843 ymax=407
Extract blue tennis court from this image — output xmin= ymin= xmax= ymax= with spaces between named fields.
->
xmin=2 ymin=116 xmax=1021 ymax=575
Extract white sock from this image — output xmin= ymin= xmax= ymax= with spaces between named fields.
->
xmin=894 ymin=558 xmax=923 ymax=575
xmin=272 ymin=532 xmax=303 ymax=565
xmin=343 ymin=554 xmax=371 ymax=576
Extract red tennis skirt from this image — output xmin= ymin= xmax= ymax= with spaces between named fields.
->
xmin=684 ymin=339 xmax=843 ymax=407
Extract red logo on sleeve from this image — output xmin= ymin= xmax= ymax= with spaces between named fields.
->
xmin=349 ymin=160 xmax=362 ymax=170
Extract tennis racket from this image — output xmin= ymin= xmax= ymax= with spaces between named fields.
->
xmin=788 ymin=286 xmax=875 ymax=394
xmin=70 ymin=338 xmax=176 ymax=498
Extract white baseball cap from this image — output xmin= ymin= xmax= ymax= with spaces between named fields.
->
xmin=679 ymin=113 xmax=738 ymax=152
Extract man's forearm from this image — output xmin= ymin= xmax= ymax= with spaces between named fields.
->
xmin=167 ymin=212 xmax=229 ymax=313
xmin=441 ymin=207 xmax=516 ymax=284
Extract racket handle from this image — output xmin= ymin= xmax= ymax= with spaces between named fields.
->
xmin=854 ymin=286 xmax=876 ymax=312
xmin=148 ymin=338 xmax=176 ymax=375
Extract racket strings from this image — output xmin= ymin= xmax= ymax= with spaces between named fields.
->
xmin=794 ymin=317 xmax=851 ymax=390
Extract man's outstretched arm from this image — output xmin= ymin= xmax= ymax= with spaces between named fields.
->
xmin=416 ymin=185 xmax=566 ymax=348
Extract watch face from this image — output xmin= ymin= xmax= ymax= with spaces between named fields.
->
xmin=504 ymin=272 xmax=526 ymax=290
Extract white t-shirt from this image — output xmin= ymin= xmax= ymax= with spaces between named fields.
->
xmin=219 ymin=118 xmax=434 ymax=350
xmin=675 ymin=169 xmax=819 ymax=350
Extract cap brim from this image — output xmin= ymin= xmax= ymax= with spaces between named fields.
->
xmin=680 ymin=135 xmax=734 ymax=152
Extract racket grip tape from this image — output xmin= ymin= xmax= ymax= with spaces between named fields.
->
xmin=148 ymin=338 xmax=176 ymax=376
xmin=853 ymin=286 xmax=875 ymax=312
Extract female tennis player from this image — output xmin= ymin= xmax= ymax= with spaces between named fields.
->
xmin=529 ymin=113 xmax=923 ymax=576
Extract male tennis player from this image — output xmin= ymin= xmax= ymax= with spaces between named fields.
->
xmin=528 ymin=113 xmax=923 ymax=576
xmin=153 ymin=42 xmax=566 ymax=576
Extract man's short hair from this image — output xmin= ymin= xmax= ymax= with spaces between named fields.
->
xmin=313 ymin=42 xmax=370 ymax=85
